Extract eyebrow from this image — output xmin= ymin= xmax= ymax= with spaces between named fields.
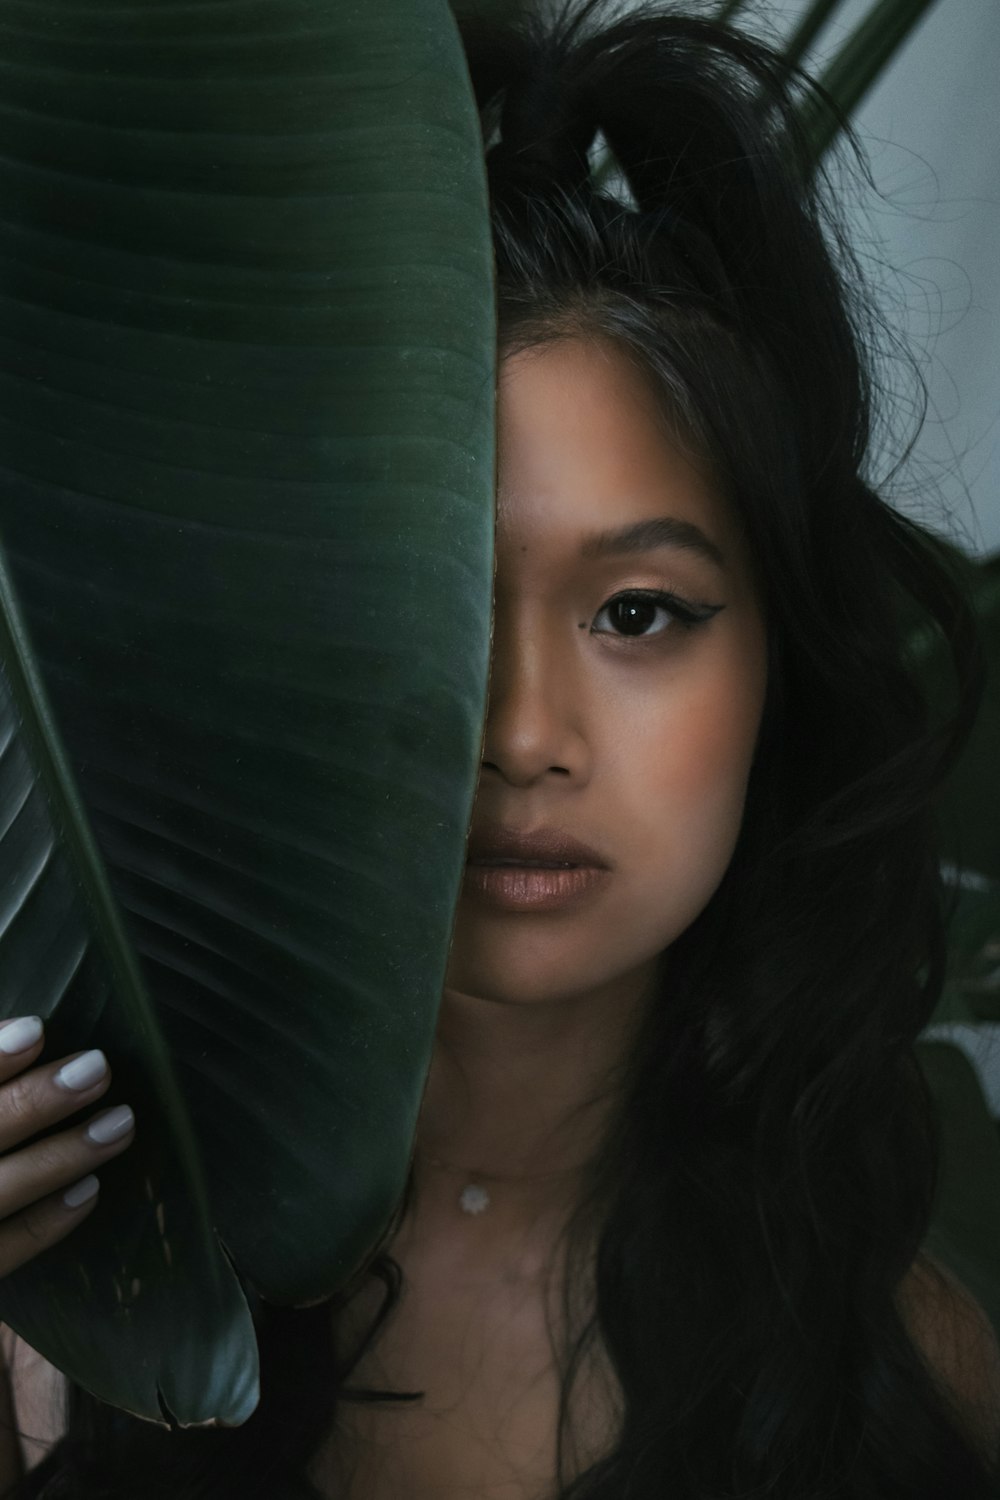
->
xmin=580 ymin=516 xmax=726 ymax=570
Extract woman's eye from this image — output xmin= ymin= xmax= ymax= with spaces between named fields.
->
xmin=591 ymin=590 xmax=720 ymax=639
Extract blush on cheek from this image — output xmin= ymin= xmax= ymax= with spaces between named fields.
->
xmin=625 ymin=671 xmax=765 ymax=921
xmin=647 ymin=650 xmax=764 ymax=795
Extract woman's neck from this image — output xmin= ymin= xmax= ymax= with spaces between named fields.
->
xmin=407 ymin=964 xmax=655 ymax=1248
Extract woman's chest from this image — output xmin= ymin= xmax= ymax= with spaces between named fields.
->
xmin=308 ymin=1268 xmax=619 ymax=1500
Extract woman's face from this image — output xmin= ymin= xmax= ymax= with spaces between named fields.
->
xmin=445 ymin=336 xmax=768 ymax=1010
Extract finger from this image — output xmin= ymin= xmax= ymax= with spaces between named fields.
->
xmin=0 ymin=1104 xmax=135 ymax=1222
xmin=0 ymin=1017 xmax=47 ymax=1081
xmin=0 ymin=1048 xmax=112 ymax=1156
xmin=0 ymin=1173 xmax=101 ymax=1279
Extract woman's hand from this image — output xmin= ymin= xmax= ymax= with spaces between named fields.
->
xmin=0 ymin=1016 xmax=135 ymax=1276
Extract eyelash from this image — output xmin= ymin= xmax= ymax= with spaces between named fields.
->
xmin=591 ymin=588 xmax=724 ymax=640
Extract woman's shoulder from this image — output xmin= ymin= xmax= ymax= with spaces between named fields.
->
xmin=0 ymin=1323 xmax=68 ymax=1480
xmin=0 ymin=1255 xmax=996 ymax=1483
xmin=897 ymin=1251 xmax=1000 ymax=1467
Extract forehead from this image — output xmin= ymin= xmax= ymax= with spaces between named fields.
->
xmin=496 ymin=337 xmax=738 ymax=562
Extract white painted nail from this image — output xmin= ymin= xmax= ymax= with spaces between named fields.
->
xmin=54 ymin=1050 xmax=108 ymax=1092
xmin=0 ymin=1017 xmax=43 ymax=1055
xmin=85 ymin=1105 xmax=134 ymax=1146
xmin=62 ymin=1175 xmax=100 ymax=1210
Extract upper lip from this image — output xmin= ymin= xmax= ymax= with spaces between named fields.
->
xmin=466 ymin=822 xmax=611 ymax=868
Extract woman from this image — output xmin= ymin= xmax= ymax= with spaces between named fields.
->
xmin=0 ymin=2 xmax=998 ymax=1495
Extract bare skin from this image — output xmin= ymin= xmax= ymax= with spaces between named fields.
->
xmin=4 ymin=337 xmax=996 ymax=1495
xmin=309 ymin=335 xmax=769 ymax=1497
xmin=423 ymin=335 xmax=766 ymax=1186
xmin=0 ymin=1020 xmax=136 ymax=1490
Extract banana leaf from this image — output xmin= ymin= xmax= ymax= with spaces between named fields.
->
xmin=0 ymin=0 xmax=494 ymax=1426
xmin=906 ymin=547 xmax=1000 ymax=883
xmin=936 ymin=555 xmax=1000 ymax=883
xmin=922 ymin=876 xmax=1000 ymax=1338
xmin=911 ymin=542 xmax=1000 ymax=1328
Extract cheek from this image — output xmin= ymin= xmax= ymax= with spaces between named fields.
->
xmin=611 ymin=641 xmax=766 ymax=883
xmin=445 ymin=630 xmax=767 ymax=1006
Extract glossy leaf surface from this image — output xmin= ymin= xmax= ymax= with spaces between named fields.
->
xmin=0 ymin=543 xmax=259 ymax=1426
xmin=0 ymin=0 xmax=494 ymax=1422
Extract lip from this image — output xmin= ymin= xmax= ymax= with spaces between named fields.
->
xmin=463 ymin=864 xmax=610 ymax=911
xmin=463 ymin=822 xmax=611 ymax=912
xmin=465 ymin=822 xmax=611 ymax=869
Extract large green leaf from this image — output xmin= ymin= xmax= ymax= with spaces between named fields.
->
xmin=0 ymin=0 xmax=494 ymax=1425
xmin=0 ymin=543 xmax=258 ymax=1427
xmin=935 ymin=556 xmax=1000 ymax=881
xmin=905 ymin=547 xmax=1000 ymax=882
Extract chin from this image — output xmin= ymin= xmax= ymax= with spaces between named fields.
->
xmin=444 ymin=941 xmax=594 ymax=1008
xmin=444 ymin=929 xmax=657 ymax=1012
xmin=442 ymin=961 xmax=572 ymax=1009
xmin=443 ymin=877 xmax=731 ymax=1011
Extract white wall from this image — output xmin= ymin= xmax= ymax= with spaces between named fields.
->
xmin=733 ymin=0 xmax=1000 ymax=557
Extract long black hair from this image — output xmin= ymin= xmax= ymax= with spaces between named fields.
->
xmin=6 ymin=2 xmax=996 ymax=1496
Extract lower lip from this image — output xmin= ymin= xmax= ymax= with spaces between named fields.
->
xmin=462 ymin=863 xmax=610 ymax=912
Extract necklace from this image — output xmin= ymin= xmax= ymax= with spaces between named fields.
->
xmin=419 ymin=1153 xmax=593 ymax=1216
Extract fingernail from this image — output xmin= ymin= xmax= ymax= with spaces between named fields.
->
xmin=85 ymin=1105 xmax=134 ymax=1146
xmin=62 ymin=1175 xmax=100 ymax=1210
xmin=54 ymin=1050 xmax=108 ymax=1092
xmin=0 ymin=1017 xmax=43 ymax=1055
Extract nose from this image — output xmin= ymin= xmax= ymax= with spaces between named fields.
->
xmin=479 ymin=602 xmax=591 ymax=788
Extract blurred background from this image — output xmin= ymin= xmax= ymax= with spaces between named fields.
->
xmin=719 ymin=0 xmax=1000 ymax=1220
xmin=732 ymin=0 xmax=1000 ymax=557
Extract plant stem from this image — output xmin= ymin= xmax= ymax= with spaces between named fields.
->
xmin=803 ymin=0 xmax=943 ymax=160
xmin=783 ymin=0 xmax=845 ymax=71
xmin=715 ymin=0 xmax=751 ymax=24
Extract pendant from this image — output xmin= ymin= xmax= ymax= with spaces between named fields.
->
xmin=459 ymin=1183 xmax=490 ymax=1215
